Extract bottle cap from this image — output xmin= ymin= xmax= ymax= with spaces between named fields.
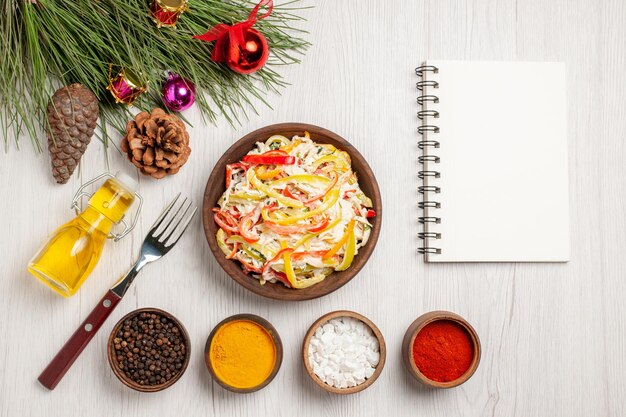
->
xmin=114 ymin=171 xmax=139 ymax=194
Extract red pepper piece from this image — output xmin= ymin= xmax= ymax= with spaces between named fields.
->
xmin=366 ymin=209 xmax=376 ymax=218
xmin=303 ymin=171 xmax=338 ymax=204
xmin=280 ymin=172 xmax=337 ymax=205
xmin=260 ymin=248 xmax=294 ymax=287
xmin=238 ymin=204 xmax=263 ymax=243
xmin=266 ymin=269 xmax=291 ymax=287
xmin=225 ymin=162 xmax=249 ymax=189
xmin=242 ymin=150 xmax=296 ymax=165
xmin=282 ymin=186 xmax=304 ymax=201
xmin=264 ymin=216 xmax=329 ymax=235
xmin=226 ymin=242 xmax=240 ymax=259
xmin=306 ymin=217 xmax=330 ymax=232
xmin=236 ymin=254 xmax=262 ymax=274
xmin=290 ymin=250 xmax=328 ymax=261
xmin=213 ymin=208 xmax=239 ymax=233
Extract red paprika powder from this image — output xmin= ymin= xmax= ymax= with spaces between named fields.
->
xmin=412 ymin=320 xmax=474 ymax=382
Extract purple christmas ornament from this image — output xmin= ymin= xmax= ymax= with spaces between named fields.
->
xmin=162 ymin=72 xmax=196 ymax=112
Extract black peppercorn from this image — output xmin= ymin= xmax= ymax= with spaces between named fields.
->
xmin=111 ymin=311 xmax=187 ymax=387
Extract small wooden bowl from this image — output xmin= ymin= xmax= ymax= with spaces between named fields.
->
xmin=402 ymin=311 xmax=481 ymax=389
xmin=107 ymin=308 xmax=191 ymax=393
xmin=202 ymin=123 xmax=382 ymax=301
xmin=204 ymin=314 xmax=283 ymax=393
xmin=302 ymin=310 xmax=386 ymax=394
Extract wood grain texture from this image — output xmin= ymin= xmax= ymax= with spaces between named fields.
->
xmin=1 ymin=0 xmax=625 ymax=416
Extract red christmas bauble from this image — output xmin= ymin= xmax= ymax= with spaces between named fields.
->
xmin=221 ymin=28 xmax=269 ymax=75
xmin=193 ymin=0 xmax=273 ymax=75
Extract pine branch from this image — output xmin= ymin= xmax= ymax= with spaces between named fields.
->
xmin=0 ymin=0 xmax=310 ymax=151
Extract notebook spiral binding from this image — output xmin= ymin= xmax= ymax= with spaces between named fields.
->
xmin=415 ymin=65 xmax=442 ymax=255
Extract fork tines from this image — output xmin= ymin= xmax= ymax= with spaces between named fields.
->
xmin=150 ymin=193 xmax=197 ymax=247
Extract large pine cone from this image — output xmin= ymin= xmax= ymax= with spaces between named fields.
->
xmin=47 ymin=84 xmax=99 ymax=184
xmin=121 ymin=108 xmax=191 ymax=179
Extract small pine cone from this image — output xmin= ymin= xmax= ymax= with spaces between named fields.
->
xmin=47 ymin=84 xmax=99 ymax=184
xmin=121 ymin=108 xmax=191 ymax=179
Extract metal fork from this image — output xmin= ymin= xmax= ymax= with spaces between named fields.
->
xmin=38 ymin=194 xmax=197 ymax=390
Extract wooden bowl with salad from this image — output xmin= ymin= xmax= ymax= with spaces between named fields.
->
xmin=202 ymin=123 xmax=381 ymax=301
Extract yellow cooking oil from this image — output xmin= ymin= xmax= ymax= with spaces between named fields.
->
xmin=28 ymin=173 xmax=137 ymax=297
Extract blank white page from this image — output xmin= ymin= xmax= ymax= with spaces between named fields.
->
xmin=421 ymin=61 xmax=569 ymax=262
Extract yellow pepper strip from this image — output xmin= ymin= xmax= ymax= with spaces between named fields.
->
xmin=226 ymin=235 xmax=252 ymax=245
xmin=282 ymin=248 xmax=296 ymax=286
xmin=280 ymin=139 xmax=301 ymax=153
xmin=323 ymin=220 xmax=355 ymax=260
xmin=265 ymin=135 xmax=290 ymax=147
xmin=335 ymin=223 xmax=357 ymax=271
xmin=247 ymin=169 xmax=304 ymax=208
xmin=359 ymin=193 xmax=373 ymax=208
xmin=304 ymin=131 xmax=310 ymax=139
xmin=281 ymin=242 xmax=326 ymax=289
xmin=242 ymin=246 xmax=264 ymax=262
xmin=271 ymin=210 xmax=288 ymax=219
xmin=227 ymin=235 xmax=275 ymax=260
xmin=337 ymin=150 xmax=351 ymax=165
xmin=256 ymin=166 xmax=283 ymax=180
xmin=293 ymin=217 xmax=341 ymax=250
xmin=262 ymin=188 xmax=340 ymax=225
xmin=216 ymin=229 xmax=232 ymax=257
xmin=311 ymin=155 xmax=349 ymax=172
xmin=279 ymin=241 xmax=294 ymax=285
xmin=226 ymin=235 xmax=262 ymax=251
xmin=229 ymin=192 xmax=264 ymax=201
xmin=268 ymin=174 xmax=330 ymax=188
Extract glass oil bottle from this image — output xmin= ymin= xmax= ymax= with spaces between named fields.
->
xmin=28 ymin=172 xmax=140 ymax=297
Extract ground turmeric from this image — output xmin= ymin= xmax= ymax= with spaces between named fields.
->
xmin=209 ymin=320 xmax=276 ymax=389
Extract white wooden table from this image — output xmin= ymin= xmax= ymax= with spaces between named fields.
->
xmin=1 ymin=1 xmax=625 ymax=416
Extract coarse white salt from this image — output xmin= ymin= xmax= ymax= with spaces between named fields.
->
xmin=307 ymin=316 xmax=380 ymax=389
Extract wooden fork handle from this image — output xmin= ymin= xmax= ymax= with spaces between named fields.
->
xmin=38 ymin=290 xmax=122 ymax=390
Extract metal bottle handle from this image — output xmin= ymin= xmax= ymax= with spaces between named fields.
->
xmin=70 ymin=172 xmax=143 ymax=242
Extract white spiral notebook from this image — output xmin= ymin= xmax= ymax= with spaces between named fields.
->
xmin=416 ymin=61 xmax=570 ymax=262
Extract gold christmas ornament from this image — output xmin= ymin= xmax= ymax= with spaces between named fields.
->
xmin=106 ymin=65 xmax=148 ymax=106
xmin=149 ymin=0 xmax=189 ymax=28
